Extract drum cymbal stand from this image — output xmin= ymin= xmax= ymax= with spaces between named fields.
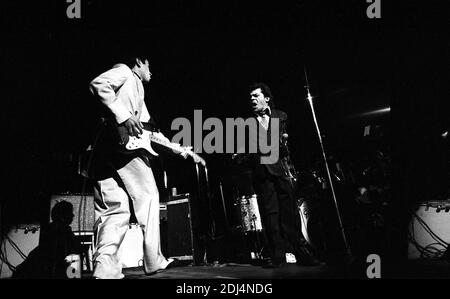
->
xmin=304 ymin=68 xmax=353 ymax=262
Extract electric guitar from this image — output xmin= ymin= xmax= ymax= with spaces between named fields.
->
xmin=115 ymin=122 xmax=206 ymax=166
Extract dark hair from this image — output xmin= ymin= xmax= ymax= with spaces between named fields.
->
xmin=122 ymin=50 xmax=148 ymax=69
xmin=249 ymin=82 xmax=275 ymax=107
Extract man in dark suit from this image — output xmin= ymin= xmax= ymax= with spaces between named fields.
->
xmin=246 ymin=82 xmax=320 ymax=268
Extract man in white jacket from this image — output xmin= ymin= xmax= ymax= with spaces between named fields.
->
xmin=89 ymin=54 xmax=176 ymax=278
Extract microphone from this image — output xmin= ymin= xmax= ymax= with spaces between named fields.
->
xmin=281 ymin=133 xmax=289 ymax=147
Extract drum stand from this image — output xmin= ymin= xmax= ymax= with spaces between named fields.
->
xmin=249 ymin=216 xmax=264 ymax=260
xmin=235 ymin=196 xmax=265 ymax=262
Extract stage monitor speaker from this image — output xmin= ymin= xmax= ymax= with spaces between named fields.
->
xmin=0 ymin=224 xmax=40 ymax=278
xmin=50 ymin=194 xmax=95 ymax=232
xmin=408 ymin=201 xmax=450 ymax=259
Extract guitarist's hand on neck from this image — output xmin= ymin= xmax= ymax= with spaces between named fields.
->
xmin=123 ymin=115 xmax=144 ymax=137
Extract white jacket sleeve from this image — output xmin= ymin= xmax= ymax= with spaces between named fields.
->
xmin=89 ymin=64 xmax=133 ymax=124
xmin=140 ymin=99 xmax=151 ymax=123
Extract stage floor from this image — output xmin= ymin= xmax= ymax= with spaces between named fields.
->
xmin=122 ymin=263 xmax=340 ymax=279
xmin=86 ymin=259 xmax=450 ymax=279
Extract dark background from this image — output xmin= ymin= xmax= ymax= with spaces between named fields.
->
xmin=2 ymin=1 xmax=448 ymax=259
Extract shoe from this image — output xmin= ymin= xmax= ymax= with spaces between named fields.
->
xmin=145 ymin=258 xmax=181 ymax=276
xmin=144 ymin=269 xmax=163 ymax=276
xmin=93 ymin=260 xmax=124 ymax=279
xmin=165 ymin=258 xmax=181 ymax=269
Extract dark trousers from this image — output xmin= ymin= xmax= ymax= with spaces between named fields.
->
xmin=255 ymin=170 xmax=306 ymax=261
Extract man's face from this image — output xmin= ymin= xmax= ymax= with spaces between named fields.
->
xmin=137 ymin=59 xmax=152 ymax=83
xmin=250 ymin=88 xmax=270 ymax=113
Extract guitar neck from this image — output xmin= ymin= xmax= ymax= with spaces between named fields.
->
xmin=149 ymin=135 xmax=182 ymax=153
xmin=141 ymin=122 xmax=182 ymax=152
xmin=149 ymin=134 xmax=205 ymax=165
xmin=139 ymin=123 xmax=205 ymax=166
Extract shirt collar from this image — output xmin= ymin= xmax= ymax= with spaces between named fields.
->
xmin=256 ymin=106 xmax=271 ymax=117
xmin=132 ymin=71 xmax=142 ymax=81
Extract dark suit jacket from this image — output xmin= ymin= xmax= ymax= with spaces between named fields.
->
xmin=238 ymin=109 xmax=290 ymax=179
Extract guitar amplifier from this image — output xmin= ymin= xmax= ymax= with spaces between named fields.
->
xmin=50 ymin=194 xmax=95 ymax=232
xmin=161 ymin=194 xmax=195 ymax=261
xmin=0 ymin=224 xmax=41 ymax=278
xmin=408 ymin=201 xmax=450 ymax=259
xmin=118 ymin=197 xmax=194 ymax=268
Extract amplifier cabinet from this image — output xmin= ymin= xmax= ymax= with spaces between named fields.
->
xmin=408 ymin=201 xmax=450 ymax=259
xmin=50 ymin=194 xmax=95 ymax=232
xmin=163 ymin=194 xmax=194 ymax=261
xmin=118 ymin=194 xmax=194 ymax=268
xmin=0 ymin=224 xmax=40 ymax=278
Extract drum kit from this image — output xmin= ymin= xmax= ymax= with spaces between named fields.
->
xmin=222 ymin=155 xmax=328 ymax=261
xmin=222 ymin=164 xmax=265 ymax=260
xmin=235 ymin=194 xmax=263 ymax=233
xmin=232 ymin=193 xmax=265 ymax=260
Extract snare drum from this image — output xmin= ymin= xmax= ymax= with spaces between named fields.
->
xmin=237 ymin=194 xmax=263 ymax=233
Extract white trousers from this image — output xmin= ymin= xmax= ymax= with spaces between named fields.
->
xmin=92 ymin=157 xmax=169 ymax=278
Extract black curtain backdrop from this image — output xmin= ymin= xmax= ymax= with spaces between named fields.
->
xmin=3 ymin=1 xmax=448 ymax=260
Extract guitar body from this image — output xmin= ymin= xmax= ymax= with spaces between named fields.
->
xmin=113 ymin=122 xmax=206 ymax=166
xmin=115 ymin=123 xmax=159 ymax=157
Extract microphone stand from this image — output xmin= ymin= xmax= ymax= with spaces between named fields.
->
xmin=203 ymin=164 xmax=217 ymax=239
xmin=218 ymin=182 xmax=230 ymax=232
xmin=194 ymin=163 xmax=216 ymax=264
xmin=304 ymin=68 xmax=353 ymax=261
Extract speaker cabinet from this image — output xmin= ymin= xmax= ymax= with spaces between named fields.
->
xmin=408 ymin=201 xmax=450 ymax=259
xmin=163 ymin=194 xmax=194 ymax=261
xmin=117 ymin=195 xmax=195 ymax=268
xmin=0 ymin=224 xmax=40 ymax=278
xmin=50 ymin=194 xmax=95 ymax=232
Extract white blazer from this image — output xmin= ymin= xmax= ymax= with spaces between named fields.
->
xmin=90 ymin=64 xmax=151 ymax=124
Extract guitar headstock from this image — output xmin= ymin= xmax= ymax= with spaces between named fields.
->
xmin=181 ymin=147 xmax=206 ymax=166
xmin=147 ymin=131 xmax=206 ymax=166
